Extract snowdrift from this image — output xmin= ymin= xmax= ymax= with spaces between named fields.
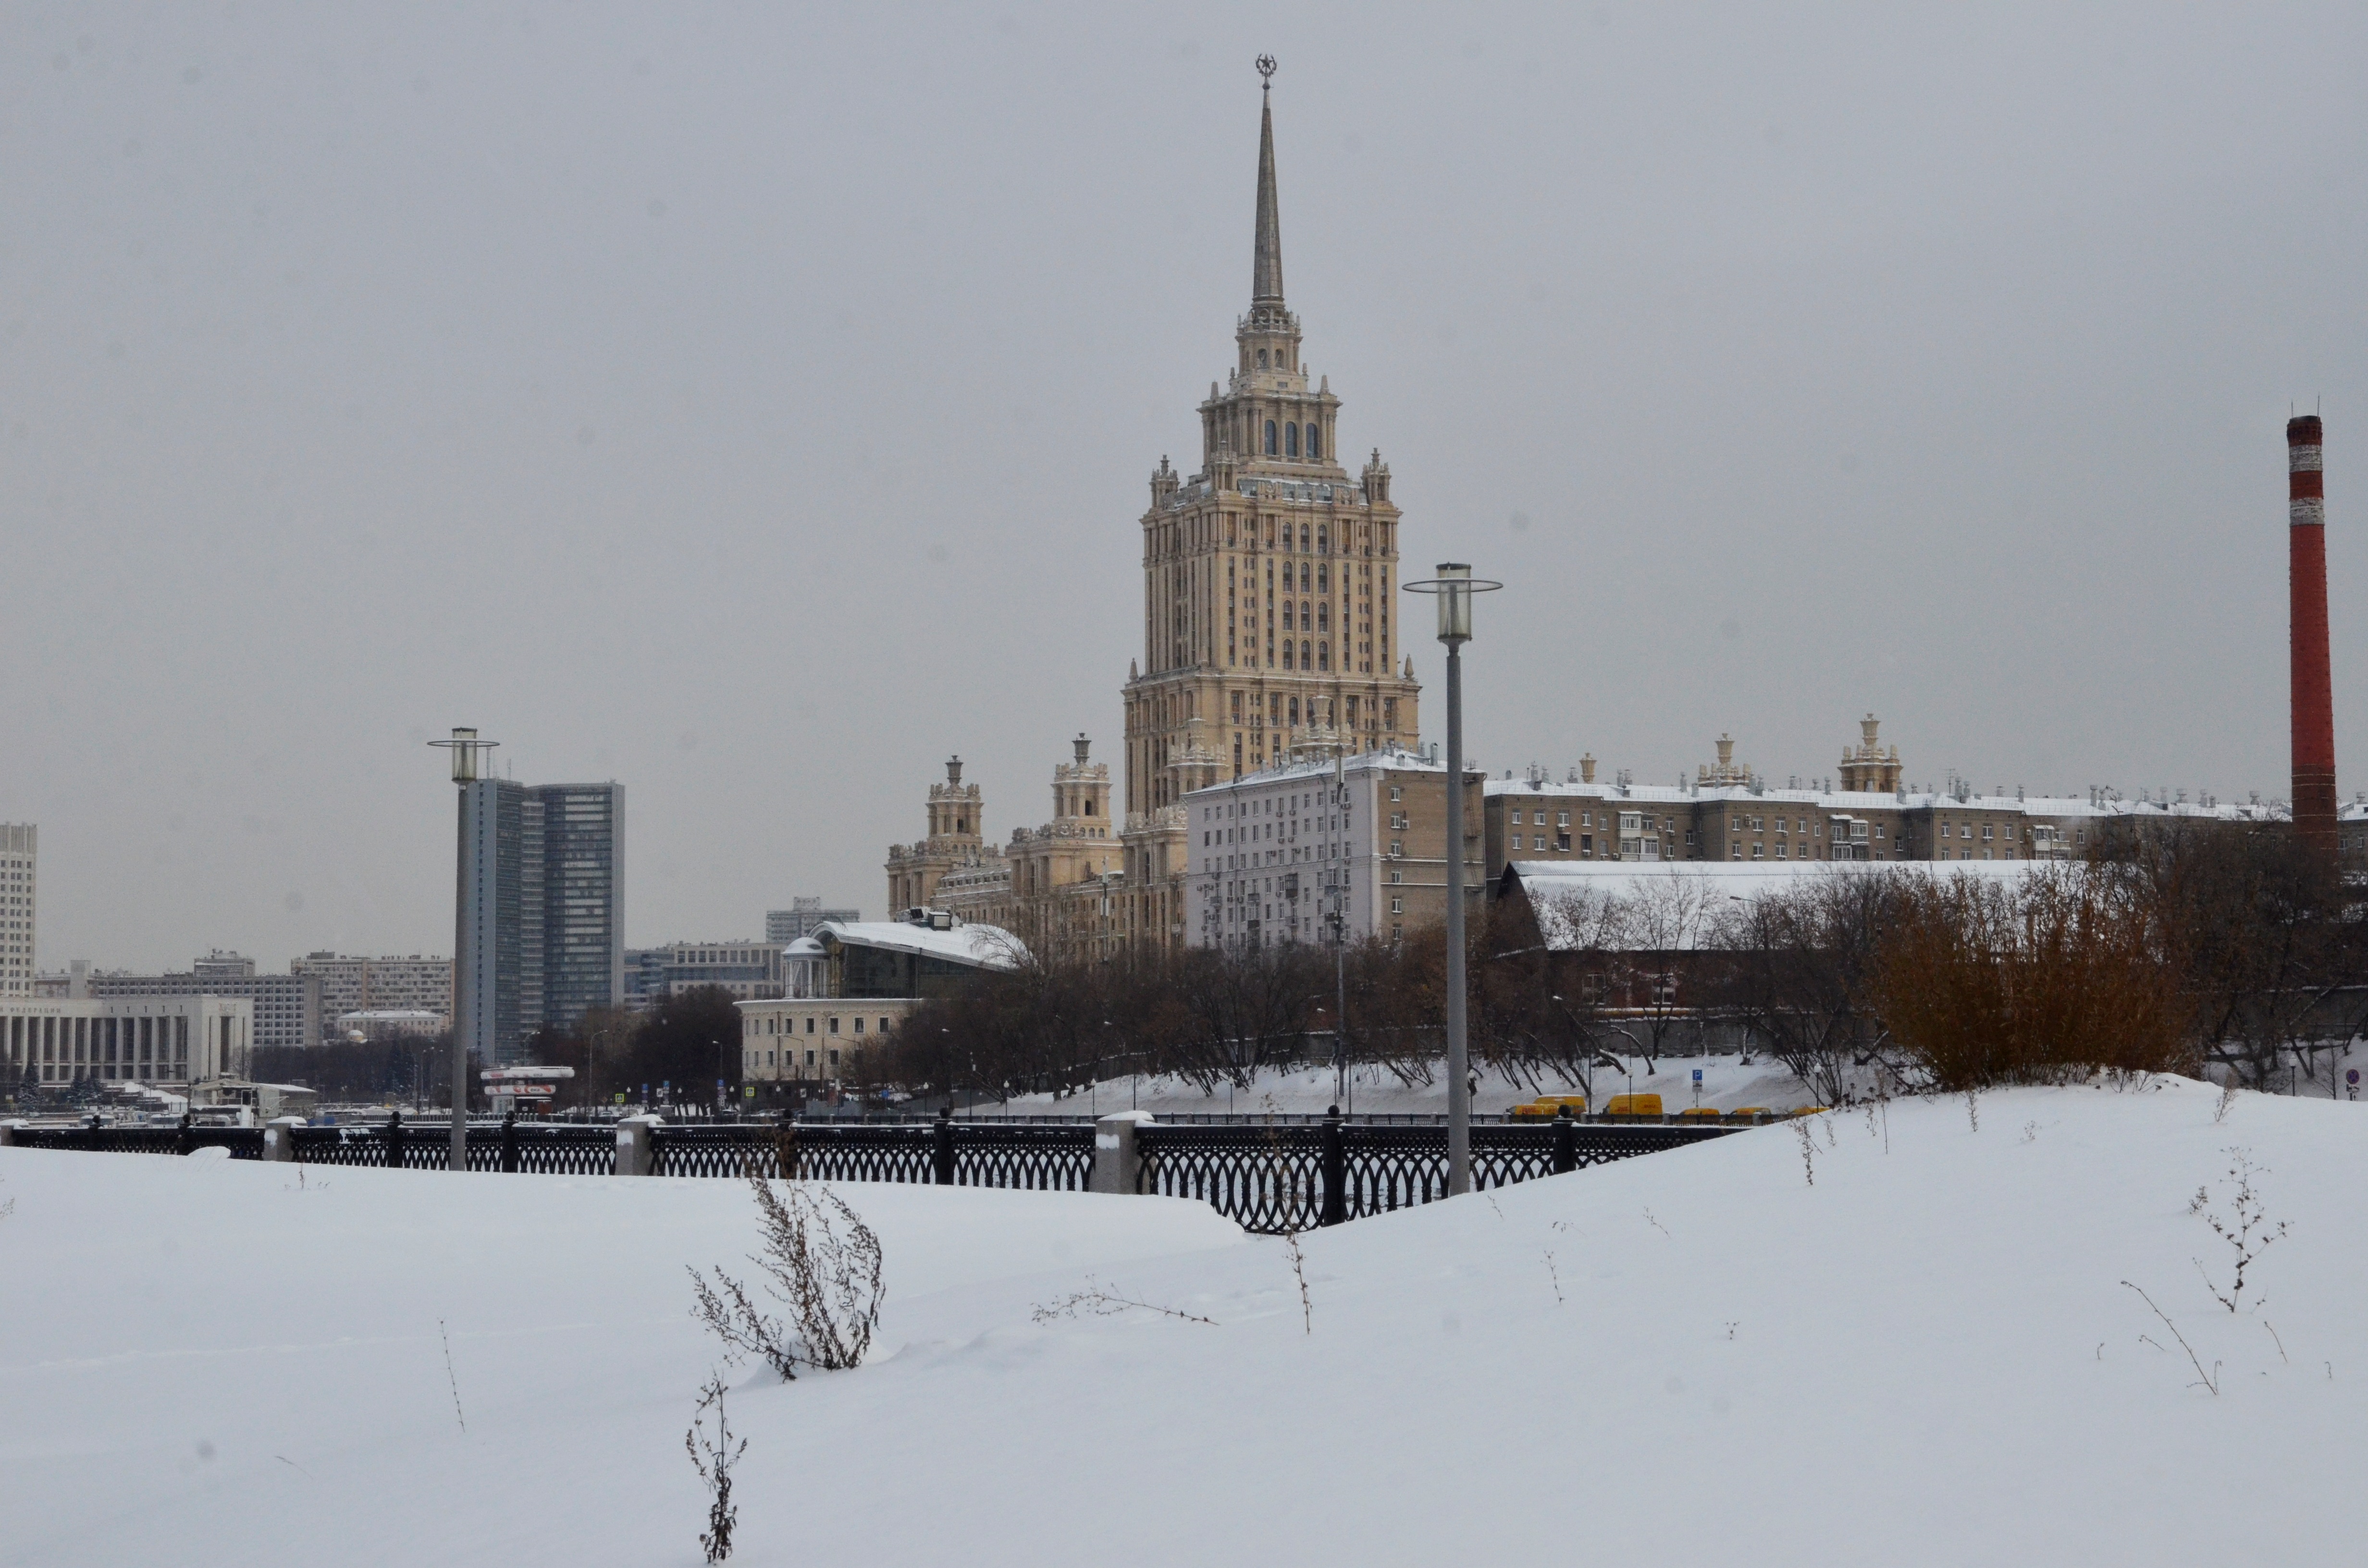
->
xmin=3 ymin=1079 xmax=2361 ymax=1566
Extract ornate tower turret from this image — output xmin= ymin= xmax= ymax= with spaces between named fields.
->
xmin=1119 ymin=59 xmax=1421 ymax=948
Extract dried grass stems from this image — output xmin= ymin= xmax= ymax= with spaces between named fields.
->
xmin=1282 ymin=1229 xmax=1313 ymax=1334
xmin=684 ymin=1372 xmax=744 ymax=1565
xmin=1792 ymin=1118 xmax=1817 ymax=1187
xmin=2123 ymin=1279 xmax=2220 ymax=1395
xmin=690 ymin=1162 xmax=883 ymax=1380
xmin=1032 ymin=1279 xmax=1217 ymax=1327
xmin=438 ymin=1319 xmax=466 ymax=1435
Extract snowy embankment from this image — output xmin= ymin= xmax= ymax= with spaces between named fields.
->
xmin=992 ymin=1053 xmax=1844 ymax=1116
xmin=5 ymin=1080 xmax=2364 ymax=1566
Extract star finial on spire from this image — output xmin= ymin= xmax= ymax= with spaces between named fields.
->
xmin=1251 ymin=58 xmax=1284 ymax=312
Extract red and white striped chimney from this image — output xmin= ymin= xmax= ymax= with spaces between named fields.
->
xmin=2288 ymin=414 xmax=2338 ymax=856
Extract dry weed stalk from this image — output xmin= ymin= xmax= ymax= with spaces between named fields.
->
xmin=2123 ymin=1280 xmax=2219 ymax=1395
xmin=1792 ymin=1119 xmax=1816 ymax=1187
xmin=684 ymin=1372 xmax=744 ymax=1564
xmin=690 ymin=1164 xmax=883 ymax=1379
xmin=1032 ymin=1280 xmax=1217 ymax=1326
xmin=2193 ymin=1147 xmax=2287 ymax=1312
xmin=1283 ymin=1229 xmax=1313 ymax=1334
xmin=1543 ymin=1250 xmax=1563 ymax=1305
xmin=438 ymin=1319 xmax=466 ymax=1434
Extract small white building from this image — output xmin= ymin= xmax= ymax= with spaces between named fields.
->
xmin=335 ymin=1009 xmax=448 ymax=1041
xmin=738 ymin=912 xmax=1026 ymax=1088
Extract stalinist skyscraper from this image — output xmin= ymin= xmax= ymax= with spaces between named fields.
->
xmin=1119 ymin=63 xmax=1422 ymax=947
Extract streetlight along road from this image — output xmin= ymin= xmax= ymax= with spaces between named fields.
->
xmin=1403 ymin=563 xmax=1501 ymax=1197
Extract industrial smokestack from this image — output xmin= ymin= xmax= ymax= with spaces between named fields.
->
xmin=2289 ymin=414 xmax=2338 ymax=857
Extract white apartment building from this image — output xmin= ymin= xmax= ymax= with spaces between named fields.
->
xmin=291 ymin=953 xmax=452 ymax=1043
xmin=90 ymin=959 xmax=321 ymax=1052
xmin=2 ymin=995 xmax=253 ymax=1089
xmin=657 ymin=941 xmax=785 ymax=1003
xmin=1 ymin=825 xmax=33 ymax=996
xmin=1182 ymin=745 xmax=1486 ymax=950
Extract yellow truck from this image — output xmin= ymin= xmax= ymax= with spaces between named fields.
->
xmin=1508 ymin=1094 xmax=1590 ymax=1120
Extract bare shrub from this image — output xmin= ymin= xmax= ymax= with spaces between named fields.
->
xmin=691 ymin=1167 xmax=883 ymax=1379
xmin=684 ymin=1372 xmax=744 ymax=1564
xmin=1871 ymin=867 xmax=2191 ymax=1090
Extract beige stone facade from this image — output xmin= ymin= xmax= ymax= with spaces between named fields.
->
xmin=738 ymin=996 xmax=909 ymax=1087
xmin=1118 ymin=82 xmax=1421 ymax=950
xmin=885 ymin=757 xmax=997 ymax=917
xmin=885 ymin=82 xmax=1422 ymax=960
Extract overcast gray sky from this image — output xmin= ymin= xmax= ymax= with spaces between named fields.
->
xmin=5 ymin=3 xmax=2366 ymax=971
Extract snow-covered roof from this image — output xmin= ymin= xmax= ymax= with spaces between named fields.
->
xmin=1481 ymin=774 xmax=2310 ymax=823
xmin=782 ymin=936 xmax=825 ymax=959
xmin=813 ymin=919 xmax=1029 ymax=970
xmin=1184 ymin=744 xmax=1455 ymax=799
xmin=1503 ymin=859 xmax=2042 ymax=951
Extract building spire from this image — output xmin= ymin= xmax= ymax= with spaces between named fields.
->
xmin=1252 ymin=55 xmax=1284 ymax=312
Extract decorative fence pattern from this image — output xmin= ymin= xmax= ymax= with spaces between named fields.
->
xmin=7 ymin=1123 xmax=265 ymax=1159
xmin=279 ymin=1116 xmax=617 ymax=1175
xmin=1136 ymin=1117 xmax=1738 ymax=1233
xmin=6 ymin=1110 xmax=1739 ymax=1233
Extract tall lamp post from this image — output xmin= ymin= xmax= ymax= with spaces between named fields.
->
xmin=1404 ymin=564 xmax=1500 ymax=1196
xmin=429 ymin=727 xmax=498 ymax=1172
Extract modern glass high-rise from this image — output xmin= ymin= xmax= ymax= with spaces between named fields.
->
xmin=455 ymin=780 xmax=624 ymax=1066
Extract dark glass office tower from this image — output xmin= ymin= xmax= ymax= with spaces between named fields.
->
xmin=455 ymin=779 xmax=623 ymax=1066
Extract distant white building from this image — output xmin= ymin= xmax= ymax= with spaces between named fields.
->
xmin=765 ymin=898 xmax=860 ymax=944
xmin=1182 ymin=744 xmax=1485 ymax=950
xmin=89 ymin=957 xmax=321 ymax=1052
xmin=737 ymin=912 xmax=1025 ymax=1090
xmin=292 ymin=953 xmax=452 ymax=1044
xmin=335 ymin=1009 xmax=448 ymax=1041
xmin=2 ymin=995 xmax=253 ymax=1090
xmin=1 ymin=825 xmax=33 ymax=997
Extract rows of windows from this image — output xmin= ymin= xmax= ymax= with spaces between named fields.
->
xmin=1261 ymin=419 xmax=1321 ymax=460
xmin=746 ymin=1047 xmax=844 ymax=1071
xmin=744 ymin=1013 xmax=893 ymax=1037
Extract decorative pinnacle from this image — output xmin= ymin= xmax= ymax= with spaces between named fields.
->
xmin=1257 ymin=53 xmax=1276 ymax=91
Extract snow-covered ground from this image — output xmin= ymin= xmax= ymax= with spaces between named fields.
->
xmin=991 ymin=1054 xmax=1883 ymax=1116
xmin=5 ymin=1079 xmax=2363 ymax=1566
xmin=990 ymin=1046 xmax=2368 ymax=1118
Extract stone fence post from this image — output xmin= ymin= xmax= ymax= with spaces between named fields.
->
xmin=262 ymin=1117 xmax=306 ymax=1162
xmin=616 ymin=1115 xmax=662 ymax=1177
xmin=1089 ymin=1111 xmax=1154 ymax=1196
xmin=0 ymin=1120 xmax=23 ymax=1147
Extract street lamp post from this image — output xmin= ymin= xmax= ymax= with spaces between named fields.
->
xmin=428 ymin=726 xmax=498 ymax=1173
xmin=1404 ymin=564 xmax=1501 ymax=1197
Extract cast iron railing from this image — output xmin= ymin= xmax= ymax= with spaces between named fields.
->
xmin=11 ymin=1108 xmax=1738 ymax=1231
xmin=1136 ymin=1113 xmax=1739 ymax=1233
xmin=7 ymin=1118 xmax=265 ymax=1159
